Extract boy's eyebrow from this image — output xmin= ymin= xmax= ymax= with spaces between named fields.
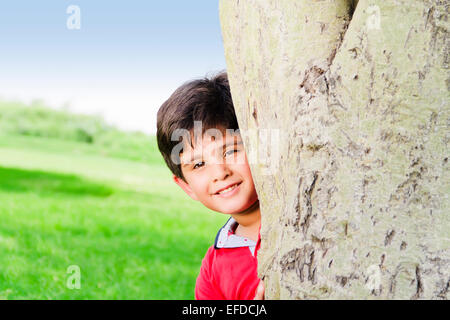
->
xmin=181 ymin=140 xmax=243 ymax=167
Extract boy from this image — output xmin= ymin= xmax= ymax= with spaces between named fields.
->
xmin=156 ymin=72 xmax=264 ymax=300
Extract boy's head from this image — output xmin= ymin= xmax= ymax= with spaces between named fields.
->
xmin=156 ymin=72 xmax=258 ymax=214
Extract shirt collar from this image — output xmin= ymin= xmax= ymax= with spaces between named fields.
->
xmin=214 ymin=217 xmax=257 ymax=250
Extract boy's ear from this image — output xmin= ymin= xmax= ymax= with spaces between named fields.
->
xmin=173 ymin=174 xmax=199 ymax=201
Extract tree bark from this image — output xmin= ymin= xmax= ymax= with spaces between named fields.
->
xmin=219 ymin=0 xmax=449 ymax=299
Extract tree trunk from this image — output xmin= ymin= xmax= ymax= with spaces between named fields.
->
xmin=219 ymin=0 xmax=449 ymax=299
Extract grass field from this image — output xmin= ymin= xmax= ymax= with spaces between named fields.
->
xmin=0 ymin=132 xmax=226 ymax=299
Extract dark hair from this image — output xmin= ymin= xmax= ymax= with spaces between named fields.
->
xmin=156 ymin=72 xmax=239 ymax=181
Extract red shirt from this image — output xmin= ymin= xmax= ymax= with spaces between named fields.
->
xmin=195 ymin=217 xmax=261 ymax=300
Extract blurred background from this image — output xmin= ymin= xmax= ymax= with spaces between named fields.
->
xmin=0 ymin=1 xmax=227 ymax=299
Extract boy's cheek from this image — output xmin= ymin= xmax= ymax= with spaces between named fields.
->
xmin=226 ymin=153 xmax=249 ymax=166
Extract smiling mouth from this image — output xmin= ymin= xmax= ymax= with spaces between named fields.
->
xmin=214 ymin=182 xmax=242 ymax=195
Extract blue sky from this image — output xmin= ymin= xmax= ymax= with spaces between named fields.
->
xmin=0 ymin=1 xmax=226 ymax=134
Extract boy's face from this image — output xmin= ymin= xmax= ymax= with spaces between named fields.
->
xmin=173 ymin=128 xmax=258 ymax=215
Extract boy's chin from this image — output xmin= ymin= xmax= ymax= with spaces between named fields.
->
xmin=214 ymin=199 xmax=259 ymax=215
xmin=237 ymin=199 xmax=260 ymax=214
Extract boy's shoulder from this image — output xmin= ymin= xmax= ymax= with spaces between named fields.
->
xmin=196 ymin=217 xmax=261 ymax=300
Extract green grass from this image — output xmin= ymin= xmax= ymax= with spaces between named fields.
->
xmin=0 ymin=133 xmax=226 ymax=299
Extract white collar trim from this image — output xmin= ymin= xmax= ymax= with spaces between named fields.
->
xmin=214 ymin=217 xmax=257 ymax=256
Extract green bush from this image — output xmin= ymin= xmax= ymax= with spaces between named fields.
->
xmin=0 ymin=100 xmax=161 ymax=164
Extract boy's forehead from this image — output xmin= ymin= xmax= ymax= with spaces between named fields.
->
xmin=180 ymin=129 xmax=242 ymax=159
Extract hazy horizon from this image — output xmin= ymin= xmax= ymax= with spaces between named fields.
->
xmin=0 ymin=1 xmax=226 ymax=134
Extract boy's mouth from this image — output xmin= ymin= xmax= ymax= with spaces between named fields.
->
xmin=214 ymin=182 xmax=242 ymax=195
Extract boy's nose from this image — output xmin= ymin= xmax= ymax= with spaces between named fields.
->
xmin=211 ymin=163 xmax=232 ymax=182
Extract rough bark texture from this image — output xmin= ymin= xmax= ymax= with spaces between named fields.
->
xmin=219 ymin=0 xmax=449 ymax=299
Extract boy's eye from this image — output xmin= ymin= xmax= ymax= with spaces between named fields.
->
xmin=225 ymin=149 xmax=239 ymax=157
xmin=193 ymin=161 xmax=205 ymax=169
xmin=191 ymin=150 xmax=239 ymax=169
